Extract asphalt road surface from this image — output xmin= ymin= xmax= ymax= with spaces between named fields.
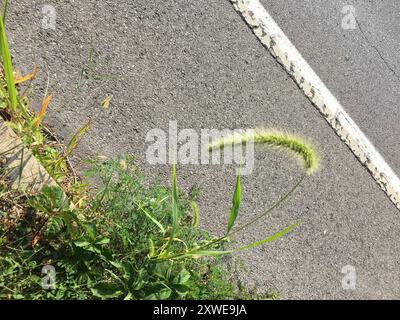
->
xmin=262 ymin=0 xmax=400 ymax=175
xmin=7 ymin=0 xmax=400 ymax=299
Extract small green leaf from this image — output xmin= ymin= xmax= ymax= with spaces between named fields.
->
xmin=82 ymin=222 xmax=97 ymax=240
xmin=91 ymin=282 xmax=123 ymax=299
xmin=74 ymin=240 xmax=91 ymax=248
xmin=95 ymin=237 xmax=110 ymax=245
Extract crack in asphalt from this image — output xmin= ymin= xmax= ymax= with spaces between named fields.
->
xmin=355 ymin=18 xmax=400 ymax=85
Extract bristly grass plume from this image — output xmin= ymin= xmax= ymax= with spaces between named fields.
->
xmin=209 ymin=129 xmax=319 ymax=175
xmin=155 ymin=130 xmax=319 ymax=262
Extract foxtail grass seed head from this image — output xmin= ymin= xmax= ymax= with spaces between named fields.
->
xmin=209 ymin=129 xmax=318 ymax=175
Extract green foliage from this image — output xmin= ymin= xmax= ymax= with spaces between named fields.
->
xmin=0 ymin=3 xmax=88 ymax=184
xmin=1 ymin=157 xmax=275 ymax=300
xmin=0 ymin=1 xmax=319 ymax=301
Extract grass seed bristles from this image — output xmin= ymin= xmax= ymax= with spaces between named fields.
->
xmin=209 ymin=129 xmax=319 ymax=175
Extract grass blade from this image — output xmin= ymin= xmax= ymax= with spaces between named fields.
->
xmin=34 ymin=94 xmax=52 ymax=128
xmin=148 ymin=239 xmax=155 ymax=257
xmin=166 ymin=164 xmax=179 ymax=252
xmin=234 ymin=222 xmax=301 ymax=252
xmin=0 ymin=8 xmax=17 ymax=113
xmin=227 ymin=172 xmax=241 ymax=234
xmin=14 ymin=65 xmax=38 ymax=84
xmin=190 ymin=201 xmax=199 ymax=228
xmin=2 ymin=0 xmax=8 ymax=24
xmin=134 ymin=200 xmax=165 ymax=234
xmin=65 ymin=122 xmax=91 ymax=157
xmin=17 ymin=146 xmax=25 ymax=188
xmin=101 ymin=95 xmax=113 ymax=109
xmin=160 ymin=250 xmax=232 ymax=261
xmin=0 ymin=142 xmax=23 ymax=156
xmin=228 ymin=174 xmax=306 ymax=238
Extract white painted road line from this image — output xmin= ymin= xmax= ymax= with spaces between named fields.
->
xmin=230 ymin=0 xmax=400 ymax=211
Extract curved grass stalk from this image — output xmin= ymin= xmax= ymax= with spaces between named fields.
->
xmin=157 ymin=130 xmax=319 ymax=261
xmin=208 ymin=129 xmax=318 ymax=239
xmin=209 ymin=129 xmax=319 ymax=175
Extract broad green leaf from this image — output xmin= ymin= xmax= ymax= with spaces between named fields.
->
xmin=152 ymin=262 xmax=170 ymax=280
xmin=109 ymin=261 xmax=123 ymax=271
xmin=121 ymin=261 xmax=135 ymax=284
xmin=171 ymin=284 xmax=190 ymax=298
xmin=173 ymin=269 xmax=191 ymax=285
xmin=144 ymin=284 xmax=172 ymax=300
xmin=59 ymin=211 xmax=79 ymax=238
xmin=133 ymin=269 xmax=148 ymax=291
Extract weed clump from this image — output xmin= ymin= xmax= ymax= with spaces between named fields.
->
xmin=0 ymin=1 xmax=318 ymax=300
xmin=0 ymin=157 xmax=276 ymax=300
